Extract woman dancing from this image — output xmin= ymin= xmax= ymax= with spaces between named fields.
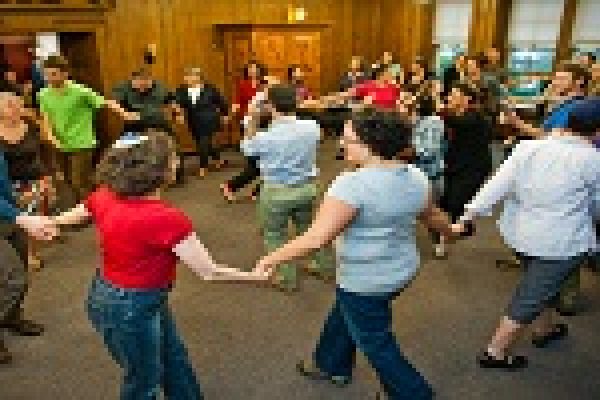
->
xmin=53 ymin=130 xmax=265 ymax=400
xmin=255 ymin=110 xmax=455 ymax=400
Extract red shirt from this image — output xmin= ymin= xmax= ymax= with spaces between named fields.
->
xmin=85 ymin=187 xmax=193 ymax=289
xmin=235 ymin=79 xmax=260 ymax=116
xmin=354 ymin=81 xmax=401 ymax=110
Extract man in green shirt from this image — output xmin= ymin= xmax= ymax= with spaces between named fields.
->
xmin=38 ymin=55 xmax=138 ymax=202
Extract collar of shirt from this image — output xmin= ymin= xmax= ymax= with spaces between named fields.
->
xmin=550 ymin=133 xmax=594 ymax=147
xmin=270 ymin=115 xmax=298 ymax=127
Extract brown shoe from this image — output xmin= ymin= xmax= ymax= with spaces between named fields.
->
xmin=1 ymin=320 xmax=44 ymax=336
xmin=0 ymin=341 xmax=12 ymax=364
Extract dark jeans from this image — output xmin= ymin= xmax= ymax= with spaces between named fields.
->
xmin=194 ymin=135 xmax=221 ymax=169
xmin=86 ymin=275 xmax=203 ymax=400
xmin=0 ymin=229 xmax=28 ymax=324
xmin=314 ymin=287 xmax=433 ymax=400
xmin=227 ymin=155 xmax=260 ymax=194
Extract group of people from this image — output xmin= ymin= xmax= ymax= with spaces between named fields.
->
xmin=0 ymin=46 xmax=598 ymax=400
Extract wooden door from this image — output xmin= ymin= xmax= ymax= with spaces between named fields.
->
xmin=252 ymin=30 xmax=287 ymax=81
xmin=287 ymin=32 xmax=321 ymax=95
xmin=252 ymin=29 xmax=322 ymax=95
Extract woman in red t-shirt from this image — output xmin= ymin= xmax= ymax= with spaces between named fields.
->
xmin=318 ymin=67 xmax=402 ymax=112
xmin=53 ymin=131 xmax=265 ymax=399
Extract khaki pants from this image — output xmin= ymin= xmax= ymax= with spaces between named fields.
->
xmin=53 ymin=150 xmax=94 ymax=203
xmin=258 ymin=182 xmax=335 ymax=287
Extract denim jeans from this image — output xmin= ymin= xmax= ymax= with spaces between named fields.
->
xmin=86 ymin=275 xmax=203 ymax=400
xmin=314 ymin=287 xmax=433 ymax=400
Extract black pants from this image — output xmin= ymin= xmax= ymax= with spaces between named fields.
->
xmin=0 ymin=229 xmax=28 ymax=325
xmin=228 ymin=155 xmax=260 ymax=194
xmin=194 ymin=135 xmax=221 ymax=169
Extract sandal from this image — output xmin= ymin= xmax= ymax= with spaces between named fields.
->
xmin=296 ymin=360 xmax=351 ymax=387
xmin=477 ymin=350 xmax=528 ymax=370
xmin=532 ymin=323 xmax=568 ymax=348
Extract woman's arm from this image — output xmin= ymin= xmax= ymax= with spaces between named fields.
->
xmin=53 ymin=203 xmax=91 ymax=226
xmin=418 ymin=195 xmax=454 ymax=238
xmin=174 ymin=233 xmax=265 ymax=281
xmin=255 ymin=196 xmax=357 ymax=275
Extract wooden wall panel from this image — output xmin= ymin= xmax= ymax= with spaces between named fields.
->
xmin=556 ymin=0 xmax=579 ymax=64
xmin=469 ymin=0 xmax=513 ymax=57
xmin=95 ymin=0 xmax=357 ymax=100
xmin=379 ymin=0 xmax=435 ymax=67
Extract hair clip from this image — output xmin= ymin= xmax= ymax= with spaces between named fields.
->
xmin=113 ymin=133 xmax=150 ymax=149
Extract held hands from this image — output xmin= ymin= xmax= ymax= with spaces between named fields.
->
xmin=124 ymin=112 xmax=141 ymax=122
xmin=205 ymin=264 xmax=271 ymax=282
xmin=252 ymin=256 xmax=277 ymax=280
xmin=451 ymin=223 xmax=466 ymax=236
xmin=15 ymin=214 xmax=59 ymax=241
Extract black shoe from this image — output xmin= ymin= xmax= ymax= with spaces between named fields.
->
xmin=532 ymin=323 xmax=568 ymax=348
xmin=296 ymin=360 xmax=351 ymax=387
xmin=0 ymin=341 xmax=12 ymax=364
xmin=477 ymin=350 xmax=528 ymax=371
xmin=1 ymin=320 xmax=44 ymax=336
xmin=556 ymin=305 xmax=581 ymax=317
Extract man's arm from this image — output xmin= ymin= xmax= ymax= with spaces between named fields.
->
xmin=38 ymin=113 xmax=61 ymax=148
xmin=458 ymin=147 xmax=520 ymax=224
xmin=104 ymin=99 xmax=139 ymax=121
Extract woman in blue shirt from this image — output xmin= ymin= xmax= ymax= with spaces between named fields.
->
xmin=253 ymin=110 xmax=455 ymax=400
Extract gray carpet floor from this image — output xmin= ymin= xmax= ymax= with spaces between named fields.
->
xmin=0 ymin=139 xmax=599 ymax=400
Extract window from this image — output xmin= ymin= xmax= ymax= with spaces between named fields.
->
xmin=508 ymin=0 xmax=565 ymax=75
xmin=572 ymin=0 xmax=600 ymax=60
xmin=433 ymin=0 xmax=472 ymax=78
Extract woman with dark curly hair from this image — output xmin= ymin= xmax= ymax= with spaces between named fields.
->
xmin=52 ymin=130 xmax=265 ymax=400
xmin=254 ymin=110 xmax=455 ymax=400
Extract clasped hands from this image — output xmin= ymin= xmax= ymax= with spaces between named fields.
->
xmin=15 ymin=214 xmax=59 ymax=241
xmin=204 ymin=257 xmax=278 ymax=282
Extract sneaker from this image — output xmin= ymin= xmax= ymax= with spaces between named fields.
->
xmin=532 ymin=323 xmax=568 ymax=348
xmin=0 ymin=341 xmax=12 ymax=364
xmin=0 ymin=319 xmax=44 ymax=336
xmin=296 ymin=360 xmax=351 ymax=387
xmin=477 ymin=350 xmax=528 ymax=371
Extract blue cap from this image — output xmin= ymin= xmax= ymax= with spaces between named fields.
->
xmin=568 ymin=97 xmax=600 ymax=123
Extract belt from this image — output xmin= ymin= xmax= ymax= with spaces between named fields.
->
xmin=262 ymin=180 xmax=315 ymax=188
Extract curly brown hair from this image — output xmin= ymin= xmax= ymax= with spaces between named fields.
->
xmin=350 ymin=109 xmax=413 ymax=160
xmin=95 ymin=130 xmax=176 ymax=197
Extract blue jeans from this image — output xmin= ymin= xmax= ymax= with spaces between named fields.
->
xmin=86 ymin=275 xmax=203 ymax=400
xmin=314 ymin=287 xmax=433 ymax=400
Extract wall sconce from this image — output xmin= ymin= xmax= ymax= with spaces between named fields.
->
xmin=288 ymin=6 xmax=307 ymax=22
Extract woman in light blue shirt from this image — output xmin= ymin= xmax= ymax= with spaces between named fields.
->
xmin=454 ymin=98 xmax=600 ymax=371
xmin=254 ymin=110 xmax=454 ymax=400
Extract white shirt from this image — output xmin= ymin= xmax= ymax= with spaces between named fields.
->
xmin=461 ymin=135 xmax=599 ymax=259
xmin=187 ymin=86 xmax=203 ymax=104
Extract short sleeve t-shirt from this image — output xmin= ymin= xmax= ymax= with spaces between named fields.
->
xmin=39 ymin=81 xmax=105 ymax=151
xmin=354 ymin=81 xmax=400 ymax=109
xmin=85 ymin=187 xmax=193 ymax=289
xmin=327 ymin=165 xmax=429 ymax=294
xmin=241 ymin=116 xmax=320 ymax=185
